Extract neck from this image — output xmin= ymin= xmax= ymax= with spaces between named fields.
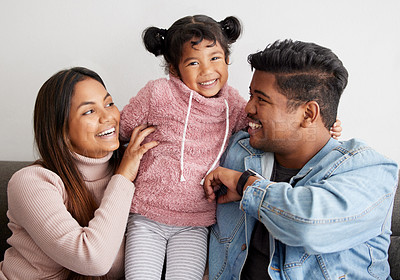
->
xmin=275 ymin=132 xmax=331 ymax=169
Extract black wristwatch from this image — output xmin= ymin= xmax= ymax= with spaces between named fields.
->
xmin=236 ymin=169 xmax=257 ymax=196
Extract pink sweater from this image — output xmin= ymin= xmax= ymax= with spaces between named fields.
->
xmin=120 ymin=76 xmax=247 ymax=226
xmin=0 ymin=153 xmax=134 ymax=280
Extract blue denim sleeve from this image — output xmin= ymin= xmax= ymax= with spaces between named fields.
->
xmin=240 ymin=148 xmax=399 ymax=254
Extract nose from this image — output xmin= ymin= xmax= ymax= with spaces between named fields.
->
xmin=99 ymin=108 xmax=113 ymax=123
xmin=200 ymin=61 xmax=213 ymax=75
xmin=245 ymin=97 xmax=256 ymax=116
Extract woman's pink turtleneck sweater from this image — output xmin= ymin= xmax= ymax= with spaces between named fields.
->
xmin=0 ymin=153 xmax=134 ymax=279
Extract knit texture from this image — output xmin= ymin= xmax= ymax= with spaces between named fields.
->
xmin=120 ymin=76 xmax=247 ymax=226
xmin=0 ymin=153 xmax=134 ymax=280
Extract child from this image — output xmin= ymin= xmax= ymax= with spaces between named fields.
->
xmin=120 ymin=15 xmax=247 ymax=280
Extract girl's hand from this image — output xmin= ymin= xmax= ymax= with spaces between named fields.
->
xmin=115 ymin=124 xmax=158 ymax=181
xmin=330 ymin=119 xmax=342 ymax=139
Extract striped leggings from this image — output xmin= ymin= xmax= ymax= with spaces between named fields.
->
xmin=125 ymin=213 xmax=209 ymax=280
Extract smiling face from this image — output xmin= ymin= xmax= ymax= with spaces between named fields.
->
xmin=176 ymin=39 xmax=229 ymax=98
xmin=68 ymin=78 xmax=120 ymax=158
xmin=246 ymin=71 xmax=305 ymax=155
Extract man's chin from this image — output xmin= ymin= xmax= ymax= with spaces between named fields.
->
xmin=249 ymin=137 xmax=262 ymax=150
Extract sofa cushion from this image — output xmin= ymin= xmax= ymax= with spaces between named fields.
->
xmin=0 ymin=161 xmax=32 ymax=261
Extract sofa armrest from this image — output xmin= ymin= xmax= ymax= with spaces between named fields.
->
xmin=0 ymin=161 xmax=33 ymax=261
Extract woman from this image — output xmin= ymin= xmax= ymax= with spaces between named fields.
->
xmin=0 ymin=67 xmax=158 ymax=279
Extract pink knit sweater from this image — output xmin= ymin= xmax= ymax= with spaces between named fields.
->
xmin=0 ymin=153 xmax=134 ymax=280
xmin=120 ymin=76 xmax=247 ymax=226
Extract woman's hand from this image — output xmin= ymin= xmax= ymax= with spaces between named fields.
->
xmin=115 ymin=124 xmax=158 ymax=181
xmin=330 ymin=119 xmax=342 ymax=139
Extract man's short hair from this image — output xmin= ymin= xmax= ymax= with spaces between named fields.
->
xmin=248 ymin=39 xmax=348 ymax=129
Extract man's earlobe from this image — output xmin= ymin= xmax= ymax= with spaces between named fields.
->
xmin=301 ymin=101 xmax=320 ymax=128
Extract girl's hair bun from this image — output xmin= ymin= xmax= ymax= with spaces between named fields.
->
xmin=142 ymin=27 xmax=168 ymax=56
xmin=219 ymin=16 xmax=242 ymax=44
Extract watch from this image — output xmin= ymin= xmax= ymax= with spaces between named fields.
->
xmin=236 ymin=169 xmax=257 ymax=196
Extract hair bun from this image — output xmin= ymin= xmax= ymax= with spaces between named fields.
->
xmin=142 ymin=27 xmax=167 ymax=56
xmin=219 ymin=16 xmax=241 ymax=44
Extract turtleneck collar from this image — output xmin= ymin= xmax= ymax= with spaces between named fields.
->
xmin=72 ymin=152 xmax=114 ymax=182
xmin=169 ymin=74 xmax=230 ymax=117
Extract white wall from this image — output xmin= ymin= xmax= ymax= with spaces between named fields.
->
xmin=1 ymin=0 xmax=399 ymax=165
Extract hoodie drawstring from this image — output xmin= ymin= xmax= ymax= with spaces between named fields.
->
xmin=200 ymin=100 xmax=229 ymax=185
xmin=178 ymin=91 xmax=230 ymax=183
xmin=180 ymin=91 xmax=193 ymax=182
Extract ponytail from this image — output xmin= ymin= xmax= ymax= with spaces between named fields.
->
xmin=142 ymin=27 xmax=168 ymax=56
xmin=219 ymin=16 xmax=242 ymax=44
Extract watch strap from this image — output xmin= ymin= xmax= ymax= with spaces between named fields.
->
xmin=236 ymin=170 xmax=256 ymax=196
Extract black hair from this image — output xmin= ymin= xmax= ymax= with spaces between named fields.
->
xmin=142 ymin=15 xmax=241 ymax=77
xmin=248 ymin=39 xmax=349 ymax=129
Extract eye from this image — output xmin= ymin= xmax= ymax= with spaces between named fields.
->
xmin=187 ymin=61 xmax=199 ymax=66
xmin=211 ymin=56 xmax=221 ymax=61
xmin=106 ymin=102 xmax=114 ymax=108
xmin=83 ymin=109 xmax=94 ymax=115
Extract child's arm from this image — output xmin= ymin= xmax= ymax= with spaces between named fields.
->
xmin=330 ymin=119 xmax=342 ymax=139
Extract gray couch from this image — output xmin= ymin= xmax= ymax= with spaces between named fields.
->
xmin=1 ymin=161 xmax=399 ymax=279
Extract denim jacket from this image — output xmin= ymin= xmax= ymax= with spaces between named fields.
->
xmin=209 ymin=131 xmax=399 ymax=280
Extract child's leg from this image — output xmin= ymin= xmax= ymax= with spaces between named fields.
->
xmin=125 ymin=214 xmax=168 ymax=280
xmin=165 ymin=226 xmax=209 ymax=280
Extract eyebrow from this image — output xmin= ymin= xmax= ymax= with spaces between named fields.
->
xmin=77 ymin=92 xmax=111 ymax=109
xmin=182 ymin=50 xmax=225 ymax=64
xmin=249 ymin=86 xmax=272 ymax=100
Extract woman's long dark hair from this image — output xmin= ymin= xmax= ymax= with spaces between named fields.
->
xmin=34 ymin=67 xmax=114 ymax=280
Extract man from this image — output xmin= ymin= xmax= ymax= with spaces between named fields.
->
xmin=203 ymin=39 xmax=399 ymax=279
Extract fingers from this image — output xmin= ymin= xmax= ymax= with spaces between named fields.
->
xmin=330 ymin=119 xmax=342 ymax=139
xmin=116 ymin=125 xmax=158 ymax=181
xmin=203 ymin=175 xmax=217 ymax=202
xmin=127 ymin=124 xmax=157 ymax=149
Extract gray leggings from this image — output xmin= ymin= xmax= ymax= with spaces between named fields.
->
xmin=125 ymin=213 xmax=209 ymax=280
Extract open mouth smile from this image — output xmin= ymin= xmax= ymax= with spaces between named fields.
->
xmin=249 ymin=121 xmax=262 ymax=130
xmin=96 ymin=127 xmax=116 ymax=137
xmin=199 ymin=79 xmax=217 ymax=86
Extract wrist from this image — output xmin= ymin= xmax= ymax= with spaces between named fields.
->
xmin=236 ymin=170 xmax=257 ymax=196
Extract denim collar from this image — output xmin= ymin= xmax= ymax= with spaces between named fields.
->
xmin=237 ymin=136 xmax=341 ymax=182
xmin=238 ymin=137 xmax=265 ymax=156
xmin=292 ymin=137 xmax=341 ymax=181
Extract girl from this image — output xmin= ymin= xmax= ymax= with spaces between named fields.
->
xmin=0 ymin=67 xmax=157 ymax=280
xmin=120 ymin=15 xmax=247 ymax=280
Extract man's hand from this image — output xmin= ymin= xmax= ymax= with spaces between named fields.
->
xmin=203 ymin=167 xmax=257 ymax=204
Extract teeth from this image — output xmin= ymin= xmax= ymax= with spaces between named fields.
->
xmin=249 ymin=122 xmax=262 ymax=129
xmin=97 ymin=127 xmax=115 ymax=136
xmin=200 ymin=79 xmax=216 ymax=86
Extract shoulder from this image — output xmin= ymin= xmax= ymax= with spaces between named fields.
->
xmin=8 ymin=165 xmax=65 ymax=197
xmin=317 ymin=138 xmax=398 ymax=184
xmin=224 ymin=84 xmax=246 ymax=103
xmin=137 ymin=77 xmax=170 ymax=97
xmin=334 ymin=138 xmax=396 ymax=166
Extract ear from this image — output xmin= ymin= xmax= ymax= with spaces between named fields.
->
xmin=300 ymin=101 xmax=320 ymax=128
xmin=169 ymin=65 xmax=179 ymax=77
